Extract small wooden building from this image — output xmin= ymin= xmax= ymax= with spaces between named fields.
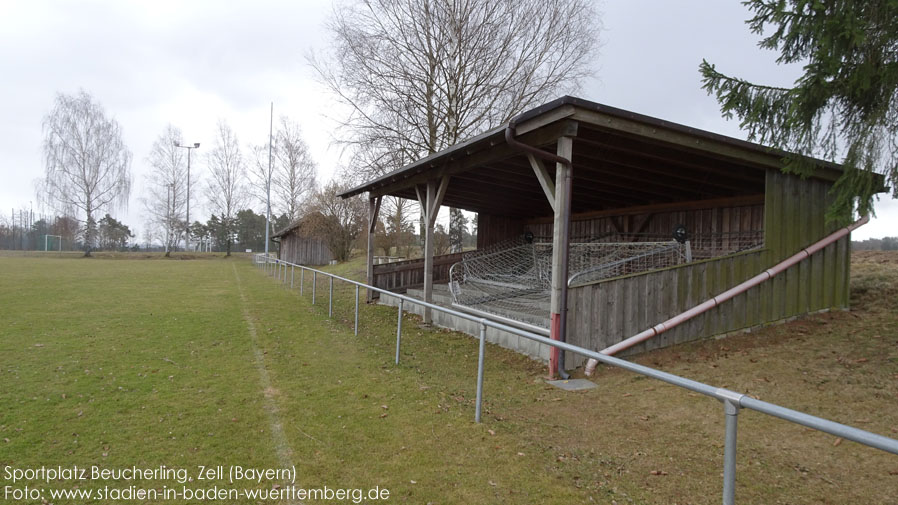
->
xmin=272 ymin=220 xmax=333 ymax=266
xmin=340 ymin=96 xmax=884 ymax=370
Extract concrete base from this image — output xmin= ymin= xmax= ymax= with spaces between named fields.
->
xmin=546 ymin=379 xmax=597 ymax=391
xmin=380 ymin=287 xmax=551 ymax=362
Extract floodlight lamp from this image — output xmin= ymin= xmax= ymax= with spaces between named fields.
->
xmin=194 ymin=143 xmax=200 ymax=148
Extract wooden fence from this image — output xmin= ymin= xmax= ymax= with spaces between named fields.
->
xmin=565 ymin=234 xmax=850 ymax=368
xmin=371 ymin=251 xmax=467 ymax=296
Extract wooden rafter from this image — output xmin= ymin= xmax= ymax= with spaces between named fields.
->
xmin=527 ymin=153 xmax=556 ymax=212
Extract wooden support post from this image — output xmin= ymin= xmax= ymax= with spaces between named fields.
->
xmin=419 ymin=175 xmax=449 ymax=324
xmin=367 ymin=195 xmax=382 ymax=302
xmin=549 ymin=137 xmax=573 ymax=378
xmin=423 ymin=181 xmax=436 ymax=324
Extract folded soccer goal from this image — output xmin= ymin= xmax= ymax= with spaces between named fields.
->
xmin=448 ymin=228 xmax=762 ymax=325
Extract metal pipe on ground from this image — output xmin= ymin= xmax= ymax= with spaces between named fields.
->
xmin=584 ymin=215 xmax=869 ymax=376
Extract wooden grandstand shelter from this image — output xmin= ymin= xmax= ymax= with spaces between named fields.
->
xmin=272 ymin=220 xmax=334 ymax=266
xmin=339 ymin=96 xmax=884 ymax=377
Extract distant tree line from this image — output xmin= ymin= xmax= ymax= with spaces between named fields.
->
xmin=852 ymin=237 xmax=898 ymax=251
xmin=0 ymin=211 xmax=78 ymax=251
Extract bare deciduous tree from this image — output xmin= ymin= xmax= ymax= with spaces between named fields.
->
xmin=249 ymin=117 xmax=318 ymax=226
xmin=205 ymin=120 xmax=246 ymax=256
xmin=313 ymin=0 xmax=599 ymax=249
xmin=273 ymin=118 xmax=317 ymax=221
xmin=142 ymin=124 xmax=188 ymax=256
xmin=39 ymin=90 xmax=132 ymax=255
xmin=382 ymin=196 xmax=415 ymax=257
xmin=303 ymin=181 xmax=366 ymax=262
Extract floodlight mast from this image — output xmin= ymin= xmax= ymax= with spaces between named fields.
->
xmin=175 ymin=141 xmax=201 ymax=252
xmin=265 ymin=102 xmax=273 ymax=257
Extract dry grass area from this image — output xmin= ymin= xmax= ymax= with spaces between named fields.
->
xmin=1 ymin=251 xmax=894 ymax=504
xmin=487 ymin=250 xmax=898 ymax=504
xmin=313 ymin=251 xmax=897 ymax=503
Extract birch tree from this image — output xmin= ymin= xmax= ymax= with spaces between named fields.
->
xmin=313 ymin=0 xmax=600 ymax=249
xmin=39 ymin=90 xmax=132 ymax=255
xmin=205 ymin=120 xmax=246 ymax=256
xmin=249 ymin=117 xmax=317 ymax=225
xmin=143 ymin=124 xmax=188 ymax=256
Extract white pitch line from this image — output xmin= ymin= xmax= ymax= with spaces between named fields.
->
xmin=232 ymin=264 xmax=301 ymax=504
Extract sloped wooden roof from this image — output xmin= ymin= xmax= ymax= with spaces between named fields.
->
xmin=339 ymin=96 xmax=851 ymax=218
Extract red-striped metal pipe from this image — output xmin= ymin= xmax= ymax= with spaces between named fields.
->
xmin=584 ymin=215 xmax=868 ymax=376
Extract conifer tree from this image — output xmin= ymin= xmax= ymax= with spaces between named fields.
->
xmin=700 ymin=0 xmax=897 ymax=222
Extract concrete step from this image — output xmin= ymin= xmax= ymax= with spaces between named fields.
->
xmin=407 ymin=286 xmax=550 ymax=328
xmin=380 ymin=290 xmax=551 ymax=362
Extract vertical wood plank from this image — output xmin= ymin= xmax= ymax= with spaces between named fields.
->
xmin=822 ymin=241 xmax=836 ymax=308
xmin=606 ymin=280 xmax=622 ymax=350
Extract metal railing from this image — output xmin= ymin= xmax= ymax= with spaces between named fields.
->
xmin=253 ymin=254 xmax=898 ymax=505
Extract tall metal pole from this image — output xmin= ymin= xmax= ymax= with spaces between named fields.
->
xmin=175 ymin=142 xmax=200 ymax=252
xmin=186 ymin=148 xmax=191 ymax=251
xmin=264 ymin=102 xmax=273 ymax=257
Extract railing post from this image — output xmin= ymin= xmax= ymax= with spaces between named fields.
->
xmin=312 ymin=271 xmax=317 ymax=304
xmin=475 ymin=320 xmax=487 ymax=423
xmin=291 ymin=266 xmax=294 ymax=289
xmin=354 ymin=285 xmax=360 ymax=336
xmin=722 ymin=399 xmax=741 ymax=505
xmin=395 ymin=299 xmax=403 ymax=365
xmin=328 ymin=276 xmax=334 ymax=317
xmin=300 ymin=268 xmax=304 ymax=295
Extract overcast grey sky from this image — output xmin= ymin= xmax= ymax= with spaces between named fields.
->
xmin=1 ymin=0 xmax=894 ymax=241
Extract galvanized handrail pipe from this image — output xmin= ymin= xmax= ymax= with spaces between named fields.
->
xmin=256 ymin=254 xmax=898 ymax=454
xmin=256 ymin=254 xmax=898 ymax=504
xmin=722 ymin=399 xmax=740 ymax=505
xmin=354 ymin=285 xmax=360 ymax=336
xmin=474 ymin=320 xmax=487 ymax=423
xmin=395 ymin=299 xmax=403 ymax=364
xmin=329 ymin=276 xmax=334 ymax=318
